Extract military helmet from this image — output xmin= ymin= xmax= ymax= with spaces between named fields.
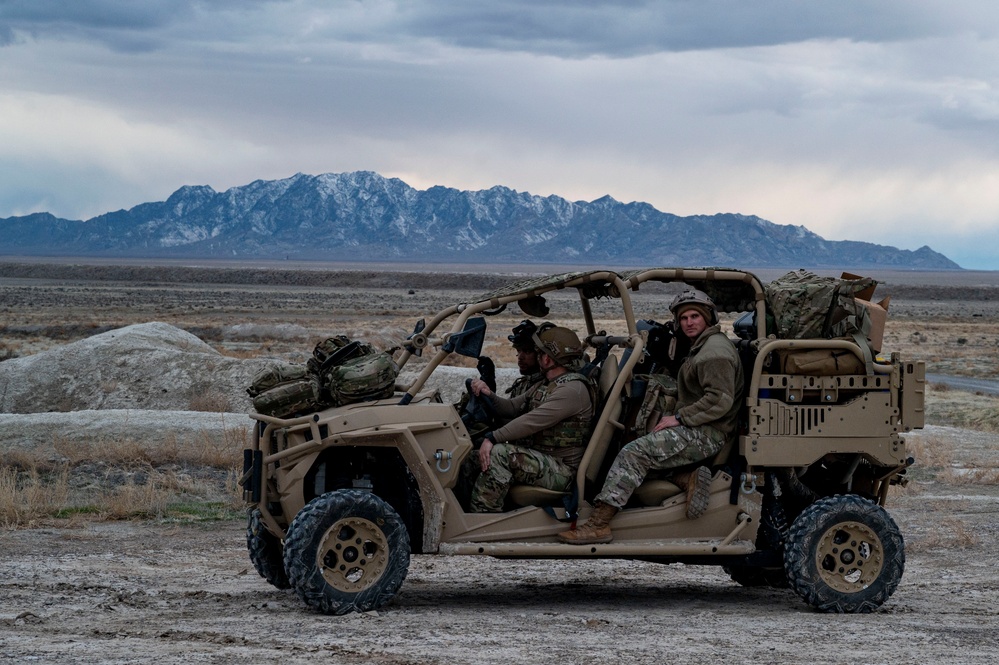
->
xmin=508 ymin=319 xmax=538 ymax=351
xmin=669 ymin=288 xmax=719 ymax=325
xmin=531 ymin=323 xmax=583 ymax=365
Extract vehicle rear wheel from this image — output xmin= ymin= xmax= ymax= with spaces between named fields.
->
xmin=784 ymin=494 xmax=904 ymax=613
xmin=246 ymin=508 xmax=290 ymax=589
xmin=284 ymin=489 xmax=410 ymax=615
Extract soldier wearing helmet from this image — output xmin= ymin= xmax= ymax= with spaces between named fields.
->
xmin=560 ymin=288 xmax=744 ymax=543
xmin=506 ymin=319 xmax=544 ymax=399
xmin=467 ymin=323 xmax=595 ymax=513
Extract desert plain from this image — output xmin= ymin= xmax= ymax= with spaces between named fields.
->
xmin=1 ymin=259 xmax=998 ymax=664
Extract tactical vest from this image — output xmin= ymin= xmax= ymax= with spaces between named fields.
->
xmin=529 ymin=372 xmax=596 ymax=468
xmin=506 ymin=372 xmax=543 ymax=399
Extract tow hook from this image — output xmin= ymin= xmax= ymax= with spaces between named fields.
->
xmin=434 ymin=449 xmax=453 ymax=473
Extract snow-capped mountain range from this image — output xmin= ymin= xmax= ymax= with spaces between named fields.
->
xmin=0 ymin=171 xmax=960 ymax=269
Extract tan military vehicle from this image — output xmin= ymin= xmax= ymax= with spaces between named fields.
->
xmin=242 ymin=268 xmax=924 ymax=615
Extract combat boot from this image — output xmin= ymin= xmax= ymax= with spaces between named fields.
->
xmin=673 ymin=465 xmax=712 ymax=519
xmin=557 ymin=501 xmax=618 ymax=544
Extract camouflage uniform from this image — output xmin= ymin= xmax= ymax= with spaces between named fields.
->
xmin=507 ymin=371 xmax=544 ymax=400
xmin=470 ymin=372 xmax=594 ymax=513
xmin=455 ymin=355 xmax=542 ymax=508
xmin=595 ymin=323 xmax=743 ymax=509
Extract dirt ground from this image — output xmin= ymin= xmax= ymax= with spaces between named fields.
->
xmin=2 ymin=261 xmax=999 ymax=663
xmin=1 ymin=460 xmax=997 ymax=665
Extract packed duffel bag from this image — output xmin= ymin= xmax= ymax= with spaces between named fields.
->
xmin=251 ymin=376 xmax=323 ymax=417
xmin=326 ymin=352 xmax=398 ymax=405
xmin=771 ymin=347 xmax=866 ymax=376
xmin=246 ymin=361 xmax=308 ymax=398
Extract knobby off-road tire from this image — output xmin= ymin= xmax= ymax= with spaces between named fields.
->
xmin=246 ymin=508 xmax=290 ymax=589
xmin=283 ymin=489 xmax=410 ymax=615
xmin=784 ymin=494 xmax=904 ymax=613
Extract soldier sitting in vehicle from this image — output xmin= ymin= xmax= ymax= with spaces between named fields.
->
xmin=559 ymin=289 xmax=744 ymax=543
xmin=505 ymin=319 xmax=544 ymax=400
xmin=467 ymin=324 xmax=595 ymax=513
xmin=455 ymin=320 xmax=545 ymax=507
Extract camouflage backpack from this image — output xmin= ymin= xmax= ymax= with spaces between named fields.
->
xmin=307 ymin=335 xmax=374 ymax=375
xmin=246 ymin=361 xmax=309 ymax=398
xmin=764 ymin=270 xmax=876 ymax=341
xmin=631 ymin=373 xmax=679 ymax=438
xmin=251 ymin=375 xmax=323 ymax=418
xmin=325 ymin=352 xmax=399 ymax=405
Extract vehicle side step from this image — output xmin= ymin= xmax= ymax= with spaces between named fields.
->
xmin=439 ymin=538 xmax=756 ymax=557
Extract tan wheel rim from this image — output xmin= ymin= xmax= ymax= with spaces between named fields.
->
xmin=815 ymin=520 xmax=884 ymax=593
xmin=317 ymin=516 xmax=390 ymax=592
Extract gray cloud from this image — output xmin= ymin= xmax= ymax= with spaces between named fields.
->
xmin=1 ymin=1 xmax=998 ymax=268
xmin=0 ymin=1 xmax=986 ymax=56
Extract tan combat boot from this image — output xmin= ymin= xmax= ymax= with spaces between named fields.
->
xmin=673 ymin=465 xmax=712 ymax=519
xmin=557 ymin=501 xmax=618 ymax=544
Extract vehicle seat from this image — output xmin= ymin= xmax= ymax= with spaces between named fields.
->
xmin=508 ymin=353 xmax=622 ymax=507
xmin=630 ymin=435 xmax=736 ymax=506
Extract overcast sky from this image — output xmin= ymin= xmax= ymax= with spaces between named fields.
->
xmin=2 ymin=1 xmax=998 ymax=269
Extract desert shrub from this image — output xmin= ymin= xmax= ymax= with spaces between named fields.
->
xmin=14 ymin=427 xmax=250 ymax=524
xmin=906 ymin=436 xmax=954 ymax=473
xmin=926 ymin=390 xmax=999 ymax=432
xmin=0 ymin=466 xmax=70 ymax=527
xmin=908 ymin=517 xmax=980 ymax=551
xmin=189 ymin=390 xmax=233 ymax=413
xmin=97 ymin=477 xmax=172 ymax=520
xmin=184 ymin=325 xmax=224 ymax=342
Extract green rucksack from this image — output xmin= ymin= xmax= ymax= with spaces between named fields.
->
xmin=307 ymin=335 xmax=374 ymax=375
xmin=765 ymin=270 xmax=876 ymax=341
xmin=631 ymin=373 xmax=679 ymax=438
xmin=251 ymin=376 xmax=322 ymax=418
xmin=247 ymin=336 xmax=395 ymax=416
xmin=325 ymin=352 xmax=398 ymax=405
xmin=246 ymin=361 xmax=309 ymax=398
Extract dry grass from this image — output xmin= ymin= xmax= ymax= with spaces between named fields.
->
xmin=906 ymin=435 xmax=955 ymax=473
xmin=907 ymin=516 xmax=981 ymax=551
xmin=0 ymin=466 xmax=70 ymax=527
xmin=1 ymin=425 xmax=248 ymax=527
xmin=925 ymin=388 xmax=999 ymax=432
xmin=188 ymin=390 xmax=234 ymax=413
xmin=904 ymin=434 xmax=999 ymax=485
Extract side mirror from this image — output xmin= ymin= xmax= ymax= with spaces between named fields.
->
xmin=443 ymin=317 xmax=486 ymax=358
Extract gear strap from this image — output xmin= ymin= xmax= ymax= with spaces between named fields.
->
xmin=542 ymin=483 xmax=579 ymax=523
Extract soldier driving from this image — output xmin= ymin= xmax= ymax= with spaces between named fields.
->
xmin=467 ymin=324 xmax=595 ymax=513
xmin=506 ymin=319 xmax=544 ymax=399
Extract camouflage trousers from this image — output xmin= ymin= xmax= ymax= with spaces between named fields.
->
xmin=470 ymin=444 xmax=576 ymax=513
xmin=596 ymin=425 xmax=726 ymax=509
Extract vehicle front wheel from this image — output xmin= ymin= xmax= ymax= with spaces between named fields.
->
xmin=246 ymin=508 xmax=290 ymax=589
xmin=784 ymin=494 xmax=904 ymax=613
xmin=283 ymin=489 xmax=410 ymax=615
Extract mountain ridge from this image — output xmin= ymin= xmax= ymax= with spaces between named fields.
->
xmin=0 ymin=171 xmax=961 ymax=269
